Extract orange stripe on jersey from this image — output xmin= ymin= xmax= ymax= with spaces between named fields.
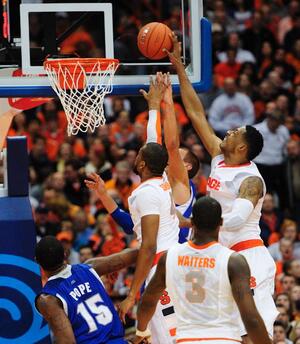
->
xmin=177 ymin=338 xmax=242 ymax=343
xmin=156 ymin=111 xmax=162 ymax=145
xmin=230 ymin=239 xmax=264 ymax=252
xmin=152 ymin=251 xmax=166 ymax=267
xmin=188 ymin=241 xmax=218 ymax=250
xmin=169 ymin=328 xmax=176 ymax=337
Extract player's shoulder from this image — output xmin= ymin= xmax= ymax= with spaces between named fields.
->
xmin=211 ymin=154 xmax=224 ymax=168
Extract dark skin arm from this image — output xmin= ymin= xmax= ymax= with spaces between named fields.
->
xmin=228 ymin=253 xmax=271 ymax=344
xmin=36 ymin=294 xmax=76 ymax=344
xmin=160 ymin=73 xmax=190 ymax=205
xmin=118 ymin=214 xmax=159 ymax=323
xmin=86 ymin=248 xmax=138 ymax=276
xmin=238 ymin=176 xmax=264 ymax=207
xmin=165 ymin=33 xmax=222 ymax=158
xmin=131 ymin=253 xmax=167 ymax=344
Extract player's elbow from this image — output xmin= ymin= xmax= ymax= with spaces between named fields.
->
xmin=243 ymin=315 xmax=262 ymax=332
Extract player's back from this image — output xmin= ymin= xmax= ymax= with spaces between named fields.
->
xmin=208 ymin=155 xmax=266 ymax=248
xmin=166 ymin=241 xmax=241 ymax=342
xmin=39 ymin=264 xmax=125 ymax=344
xmin=128 ymin=176 xmax=179 ymax=253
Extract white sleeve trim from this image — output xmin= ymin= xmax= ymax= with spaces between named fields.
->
xmin=56 ymin=293 xmax=68 ymax=316
xmin=222 ymin=198 xmax=254 ymax=231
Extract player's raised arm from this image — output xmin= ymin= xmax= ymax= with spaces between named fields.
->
xmin=84 ymin=173 xmax=134 ymax=234
xmin=160 ymin=73 xmax=190 ymax=204
xmin=165 ymin=33 xmax=222 ymax=158
xmin=222 ymin=176 xmax=263 ymax=231
xmin=132 ymin=253 xmax=167 ymax=344
xmin=118 ymin=212 xmax=159 ymax=322
xmin=36 ymin=294 xmax=76 ymax=344
xmin=140 ymin=76 xmax=165 ymax=145
xmin=86 ymin=248 xmax=138 ymax=276
xmin=228 ymin=253 xmax=271 ymax=344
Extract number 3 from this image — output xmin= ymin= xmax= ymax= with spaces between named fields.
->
xmin=185 ymin=271 xmax=205 ymax=303
xmin=77 ymin=294 xmax=113 ymax=333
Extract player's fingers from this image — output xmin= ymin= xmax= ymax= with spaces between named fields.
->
xmin=139 ymin=89 xmax=148 ymax=99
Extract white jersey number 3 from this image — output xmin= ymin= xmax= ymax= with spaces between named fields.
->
xmin=77 ymin=294 xmax=113 ymax=332
xmin=185 ymin=271 xmax=206 ymax=303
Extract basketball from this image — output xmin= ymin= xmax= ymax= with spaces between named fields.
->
xmin=137 ymin=22 xmax=173 ymax=60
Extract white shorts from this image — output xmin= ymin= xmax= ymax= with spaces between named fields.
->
xmin=146 ymin=265 xmax=177 ymax=344
xmin=237 ymin=245 xmax=278 ymax=337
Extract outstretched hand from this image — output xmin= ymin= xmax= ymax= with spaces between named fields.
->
xmin=163 ymin=32 xmax=183 ymax=68
xmin=140 ymin=75 xmax=167 ymax=110
xmin=84 ymin=172 xmax=107 ymax=197
xmin=156 ymin=72 xmax=173 ymax=106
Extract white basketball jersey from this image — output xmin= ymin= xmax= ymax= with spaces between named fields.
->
xmin=128 ymin=176 xmax=179 ymax=253
xmin=207 ymin=155 xmax=266 ymax=248
xmin=166 ymin=241 xmax=241 ymax=342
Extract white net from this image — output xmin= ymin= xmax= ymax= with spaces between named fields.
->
xmin=44 ymin=59 xmax=119 ymax=136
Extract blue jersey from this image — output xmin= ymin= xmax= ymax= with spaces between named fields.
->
xmin=176 ymin=180 xmax=196 ymax=243
xmin=38 ymin=264 xmax=126 ymax=344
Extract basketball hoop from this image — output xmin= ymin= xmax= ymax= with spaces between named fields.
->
xmin=44 ymin=58 xmax=119 ymax=136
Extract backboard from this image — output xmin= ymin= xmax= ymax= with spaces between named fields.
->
xmin=0 ymin=0 xmax=211 ymax=97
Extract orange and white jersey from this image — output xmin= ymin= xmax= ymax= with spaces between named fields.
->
xmin=207 ymin=154 xmax=266 ymax=248
xmin=128 ymin=176 xmax=179 ymax=253
xmin=166 ymin=241 xmax=241 ymax=342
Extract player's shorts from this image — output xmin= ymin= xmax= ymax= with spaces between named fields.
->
xmin=146 ymin=264 xmax=177 ymax=344
xmin=237 ymin=245 xmax=278 ymax=338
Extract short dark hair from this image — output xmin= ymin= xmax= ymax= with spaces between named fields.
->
xmin=141 ymin=143 xmax=168 ymax=176
xmin=79 ymin=245 xmax=93 ymax=252
xmin=182 ymin=148 xmax=200 ymax=179
xmin=244 ymin=126 xmax=264 ymax=161
xmin=192 ymin=196 xmax=222 ymax=232
xmin=273 ymin=320 xmax=285 ymax=329
xmin=35 ymin=236 xmax=65 ymax=271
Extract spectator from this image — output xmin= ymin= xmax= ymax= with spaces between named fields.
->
xmin=278 ymin=0 xmax=300 ymax=44
xmin=285 ymin=39 xmax=300 ymax=84
xmin=268 ymin=219 xmax=300 ymax=260
xmin=273 ymin=320 xmax=293 ymax=344
xmin=214 ymin=48 xmax=242 ymax=87
xmin=286 ymin=140 xmax=300 ymax=222
xmin=105 ymin=160 xmax=138 ymax=210
xmin=208 ymin=77 xmax=254 ymax=137
xmin=109 ymin=110 xmax=134 ymax=147
xmin=72 ymin=210 xmax=94 ymax=251
xmin=281 ymin=275 xmax=296 ymax=294
xmin=254 ymin=110 xmax=290 ymax=208
xmin=242 ymin=10 xmax=277 ymax=61
xmin=217 ymin=32 xmax=256 ymax=63
xmin=284 ymin=14 xmax=300 ymax=53
xmin=276 ymin=304 xmax=292 ymax=334
xmin=78 ymin=245 xmax=94 ymax=263
xmin=260 ymin=193 xmax=284 ymax=246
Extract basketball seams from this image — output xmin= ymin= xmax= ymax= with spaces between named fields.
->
xmin=145 ymin=23 xmax=159 ymax=59
xmin=152 ymin=24 xmax=168 ymax=60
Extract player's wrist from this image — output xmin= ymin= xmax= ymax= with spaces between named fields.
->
xmin=148 ymin=100 xmax=161 ymax=110
xmin=136 ymin=327 xmax=151 ymax=338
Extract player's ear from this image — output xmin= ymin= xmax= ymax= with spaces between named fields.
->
xmin=237 ymin=142 xmax=247 ymax=154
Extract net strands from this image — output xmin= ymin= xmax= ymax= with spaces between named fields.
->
xmin=44 ymin=59 xmax=119 ymax=136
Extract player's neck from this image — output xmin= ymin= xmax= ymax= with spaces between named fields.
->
xmin=46 ymin=263 xmax=68 ymax=278
xmin=223 ymin=154 xmax=248 ymax=166
xmin=140 ymin=172 xmax=162 ymax=183
xmin=192 ymin=234 xmax=217 ymax=247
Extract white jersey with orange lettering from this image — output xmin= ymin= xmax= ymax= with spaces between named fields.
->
xmin=166 ymin=241 xmax=241 ymax=344
xmin=128 ymin=176 xmax=180 ymax=344
xmin=207 ymin=154 xmax=266 ymax=248
xmin=207 ymin=154 xmax=278 ymax=338
xmin=128 ymin=176 xmax=179 ymax=254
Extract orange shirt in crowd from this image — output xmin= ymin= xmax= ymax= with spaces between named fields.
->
xmin=105 ymin=179 xmax=138 ymax=210
xmin=214 ymin=62 xmax=241 ymax=87
xmin=109 ymin=122 xmax=134 ymax=146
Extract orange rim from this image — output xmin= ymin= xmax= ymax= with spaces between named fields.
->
xmin=44 ymin=58 xmax=119 ymax=73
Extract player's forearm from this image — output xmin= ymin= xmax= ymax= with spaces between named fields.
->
xmin=176 ymin=64 xmax=206 ymax=121
xmin=128 ymin=245 xmax=156 ymax=299
xmin=136 ymin=290 xmax=162 ymax=331
xmin=243 ymin=316 xmax=271 ymax=344
xmin=162 ymin=102 xmax=179 ymax=151
xmin=110 ymin=207 xmax=134 ymax=234
xmin=53 ymin=335 xmax=76 ymax=344
xmin=87 ymin=248 xmax=138 ymax=275
xmin=96 ymin=191 xmax=118 ymax=214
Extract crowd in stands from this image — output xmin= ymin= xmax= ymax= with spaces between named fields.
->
xmin=5 ymin=0 xmax=300 ymax=341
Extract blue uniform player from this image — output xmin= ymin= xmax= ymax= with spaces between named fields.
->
xmin=85 ymin=73 xmax=199 ymax=244
xmin=35 ymin=236 xmax=138 ymax=344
